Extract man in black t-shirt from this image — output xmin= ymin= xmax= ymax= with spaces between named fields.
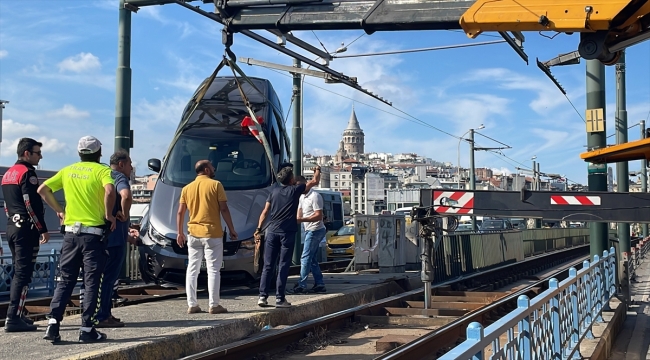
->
xmin=255 ymin=165 xmax=321 ymax=307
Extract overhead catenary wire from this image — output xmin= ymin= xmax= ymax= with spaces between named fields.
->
xmin=333 ymin=40 xmax=506 ymax=58
xmin=564 ymin=93 xmax=586 ymax=123
xmin=266 ymin=68 xmax=463 ymax=140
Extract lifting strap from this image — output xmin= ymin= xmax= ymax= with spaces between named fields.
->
xmin=167 ymin=53 xmax=279 ymax=178
xmin=224 ymin=55 xmax=278 ymax=178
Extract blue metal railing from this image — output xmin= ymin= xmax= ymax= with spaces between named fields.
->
xmin=0 ymin=249 xmax=60 ymax=296
xmin=441 ymin=247 xmax=617 ymax=360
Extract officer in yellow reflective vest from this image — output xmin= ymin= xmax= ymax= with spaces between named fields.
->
xmin=37 ymin=136 xmax=116 ymax=343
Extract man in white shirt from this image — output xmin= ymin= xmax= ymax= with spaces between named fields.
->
xmin=290 ymin=176 xmax=326 ymax=294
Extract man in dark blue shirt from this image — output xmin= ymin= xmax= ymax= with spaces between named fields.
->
xmin=255 ymin=164 xmax=321 ymax=307
xmin=95 ymin=150 xmax=133 ymax=328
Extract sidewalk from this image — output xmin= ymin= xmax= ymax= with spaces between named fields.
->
xmin=609 ymin=256 xmax=650 ymax=360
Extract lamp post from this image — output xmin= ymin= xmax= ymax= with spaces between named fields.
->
xmin=0 ymin=99 xmax=8 ymax=154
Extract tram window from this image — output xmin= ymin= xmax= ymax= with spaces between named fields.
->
xmin=162 ymin=130 xmax=271 ymax=190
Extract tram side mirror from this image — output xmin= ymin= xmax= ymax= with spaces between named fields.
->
xmin=440 ymin=197 xmax=458 ymax=207
xmin=148 ymin=158 xmax=161 ymax=173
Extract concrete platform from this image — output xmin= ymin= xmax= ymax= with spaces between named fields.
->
xmin=608 ymin=259 xmax=650 ymax=360
xmin=0 ymin=271 xmax=421 ymax=360
xmin=575 ymin=255 xmax=650 ymax=360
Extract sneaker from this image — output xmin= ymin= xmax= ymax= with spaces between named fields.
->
xmin=257 ymin=296 xmax=269 ymax=307
xmin=187 ymin=306 xmax=202 ymax=314
xmin=21 ymin=314 xmax=35 ymax=325
xmin=289 ymin=284 xmax=308 ymax=294
xmin=43 ymin=322 xmax=61 ymax=343
xmin=95 ymin=317 xmax=125 ymax=328
xmin=209 ymin=305 xmax=228 ymax=314
xmin=4 ymin=317 xmax=37 ymax=332
xmin=311 ymin=285 xmax=327 ymax=293
xmin=275 ymin=299 xmax=292 ymax=308
xmin=78 ymin=328 xmax=107 ymax=343
xmin=110 ymin=315 xmax=121 ymax=323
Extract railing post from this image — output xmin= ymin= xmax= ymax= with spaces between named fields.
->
xmin=549 ymin=278 xmax=562 ymax=358
xmin=568 ymin=267 xmax=581 ymax=359
xmin=583 ymin=260 xmax=595 ymax=339
xmin=466 ymin=322 xmax=484 ymax=360
xmin=518 ymin=295 xmax=532 ymax=360
xmin=594 ymin=254 xmax=605 ymax=321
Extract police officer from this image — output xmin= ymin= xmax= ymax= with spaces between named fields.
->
xmin=1 ymin=138 xmax=49 ymax=332
xmin=37 ymin=136 xmax=116 ymax=343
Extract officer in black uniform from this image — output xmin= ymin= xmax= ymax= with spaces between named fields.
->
xmin=1 ymin=138 xmax=50 ymax=332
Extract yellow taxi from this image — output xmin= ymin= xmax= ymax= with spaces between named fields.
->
xmin=326 ymin=225 xmax=355 ymax=258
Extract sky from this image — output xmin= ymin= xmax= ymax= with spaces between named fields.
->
xmin=0 ymin=0 xmax=649 ymax=185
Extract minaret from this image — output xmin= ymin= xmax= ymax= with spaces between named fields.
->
xmin=342 ymin=104 xmax=365 ymax=154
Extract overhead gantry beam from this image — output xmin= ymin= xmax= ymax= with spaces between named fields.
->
xmin=419 ymin=189 xmax=650 ymax=223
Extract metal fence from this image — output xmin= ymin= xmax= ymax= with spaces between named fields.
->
xmin=440 ymin=247 xmax=618 ymax=360
xmin=522 ymin=228 xmax=590 ymax=257
xmin=629 ymin=236 xmax=650 ymax=277
xmin=124 ymin=243 xmax=141 ymax=280
xmin=0 ymin=249 xmax=60 ymax=296
xmin=431 ymin=229 xmax=589 ymax=283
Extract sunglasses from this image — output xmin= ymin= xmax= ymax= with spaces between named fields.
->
xmin=31 ymin=151 xmax=42 ymax=155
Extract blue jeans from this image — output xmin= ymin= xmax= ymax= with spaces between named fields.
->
xmin=96 ymin=244 xmax=125 ymax=321
xmin=298 ymin=227 xmax=326 ymax=289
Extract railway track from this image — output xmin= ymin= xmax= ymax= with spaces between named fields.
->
xmin=179 ymin=244 xmax=593 ymax=360
xmin=0 ymin=259 xmax=352 ymax=326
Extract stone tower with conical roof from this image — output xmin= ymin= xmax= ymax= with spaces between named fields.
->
xmin=342 ymin=105 xmax=364 ymax=154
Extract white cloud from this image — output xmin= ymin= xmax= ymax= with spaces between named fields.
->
xmin=47 ymin=104 xmax=90 ymax=120
xmin=491 ymin=167 xmax=513 ymax=176
xmin=0 ymin=50 xmax=8 ymax=59
xmin=2 ymin=119 xmax=39 ymax=137
xmin=139 ymin=7 xmax=195 ymax=39
xmin=0 ymin=136 xmax=66 ymax=157
xmin=58 ymin=52 xmax=101 ymax=73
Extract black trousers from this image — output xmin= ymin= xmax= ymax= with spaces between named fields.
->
xmin=6 ymin=223 xmax=40 ymax=319
xmin=49 ymin=233 xmax=107 ymax=327
xmin=258 ymin=231 xmax=295 ymax=301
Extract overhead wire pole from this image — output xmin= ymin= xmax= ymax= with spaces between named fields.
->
xmin=642 ymin=120 xmax=648 ymax=239
xmin=615 ymin=51 xmax=630 ymax=294
xmin=469 ymin=129 xmax=476 ymax=230
xmin=116 ymin=0 xmax=134 ymax=284
xmin=291 ymin=59 xmax=303 ymax=266
xmin=585 ymin=59 xmax=609 ymax=261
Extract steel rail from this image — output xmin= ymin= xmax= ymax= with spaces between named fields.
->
xmin=0 ymin=259 xmax=352 ymax=325
xmin=180 ymin=245 xmax=591 ymax=360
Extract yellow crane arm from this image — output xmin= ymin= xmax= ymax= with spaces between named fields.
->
xmin=460 ymin=0 xmax=650 ymax=64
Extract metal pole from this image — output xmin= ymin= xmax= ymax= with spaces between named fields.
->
xmin=586 ymin=59 xmax=609 ymax=260
xmin=115 ymin=0 xmax=132 ymax=283
xmin=641 ymin=120 xmax=648 ymax=239
xmin=532 ymin=160 xmax=537 ymax=191
xmin=469 ymin=129 xmax=476 ymax=230
xmin=291 ymin=59 xmax=303 ymax=266
xmin=615 ymin=51 xmax=631 ymax=254
xmin=615 ymin=51 xmax=630 ymax=301
xmin=536 ymin=163 xmax=540 ymax=191
xmin=115 ymin=0 xmax=132 ymax=154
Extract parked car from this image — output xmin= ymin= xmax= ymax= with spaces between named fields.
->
xmin=479 ymin=218 xmax=515 ymax=232
xmin=326 ymin=225 xmax=355 ymax=259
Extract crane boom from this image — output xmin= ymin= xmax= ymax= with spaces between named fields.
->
xmin=126 ymin=0 xmax=650 ymax=65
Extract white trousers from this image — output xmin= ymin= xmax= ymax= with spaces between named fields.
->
xmin=186 ymin=235 xmax=223 ymax=308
